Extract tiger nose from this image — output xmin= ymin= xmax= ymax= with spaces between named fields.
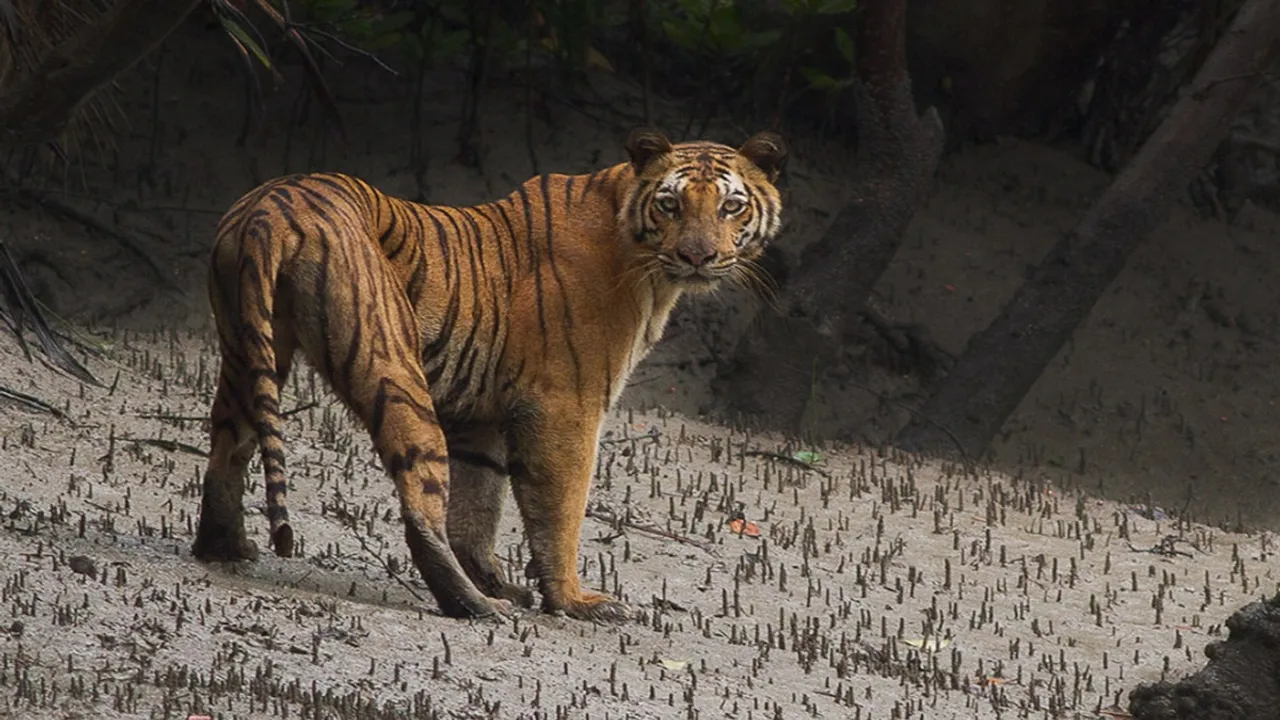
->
xmin=677 ymin=246 xmax=718 ymax=267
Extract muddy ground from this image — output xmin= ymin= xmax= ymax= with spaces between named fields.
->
xmin=0 ymin=22 xmax=1278 ymax=719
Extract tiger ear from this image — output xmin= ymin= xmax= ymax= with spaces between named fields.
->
xmin=625 ymin=127 xmax=673 ymax=172
xmin=738 ymin=131 xmax=788 ymax=182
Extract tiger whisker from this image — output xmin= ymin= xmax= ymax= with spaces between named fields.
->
xmin=730 ymin=259 xmax=782 ymax=312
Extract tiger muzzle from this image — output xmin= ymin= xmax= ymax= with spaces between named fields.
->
xmin=675 ymin=238 xmax=719 ymax=270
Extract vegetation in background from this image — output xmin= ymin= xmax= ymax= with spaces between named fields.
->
xmin=212 ymin=0 xmax=867 ymax=139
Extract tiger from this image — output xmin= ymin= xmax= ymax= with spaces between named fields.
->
xmin=190 ymin=127 xmax=787 ymax=621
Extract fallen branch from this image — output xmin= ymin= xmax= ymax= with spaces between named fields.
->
xmin=126 ymin=437 xmax=209 ymax=458
xmin=339 ymin=514 xmax=428 ymax=604
xmin=585 ymin=507 xmax=716 ymax=552
xmin=0 ymin=384 xmax=66 ymax=419
xmin=136 ymin=401 xmax=317 ymax=425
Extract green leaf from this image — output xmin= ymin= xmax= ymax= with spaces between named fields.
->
xmin=677 ymin=0 xmax=710 ymax=16
xmin=217 ymin=15 xmax=273 ymax=70
xmin=799 ymin=66 xmax=838 ymax=89
xmin=738 ymin=29 xmax=783 ymax=51
xmin=708 ymin=4 xmax=741 ymax=42
xmin=435 ymin=29 xmax=471 ymax=56
xmin=661 ymin=19 xmax=702 ymax=52
xmin=793 ymin=450 xmax=823 ymax=465
xmin=834 ymin=26 xmax=854 ymax=64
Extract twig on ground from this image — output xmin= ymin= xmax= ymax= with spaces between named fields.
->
xmin=126 ymin=437 xmax=209 ymax=458
xmin=599 ymin=428 xmax=662 ymax=446
xmin=83 ymin=499 xmax=119 ymax=515
xmin=585 ymin=506 xmax=715 ymax=552
xmin=1128 ymin=535 xmax=1195 ymax=558
xmin=136 ymin=401 xmax=317 ymax=425
xmin=0 ymin=384 xmax=67 ymax=419
xmin=135 ymin=412 xmax=207 ymax=423
xmin=344 ymin=521 xmax=427 ymax=604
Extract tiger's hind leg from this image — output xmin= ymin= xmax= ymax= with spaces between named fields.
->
xmin=289 ymin=237 xmax=506 ymax=619
xmin=445 ymin=425 xmax=536 ymax=608
xmin=328 ymin=342 xmax=506 ymax=618
xmin=192 ymin=362 xmax=265 ymax=563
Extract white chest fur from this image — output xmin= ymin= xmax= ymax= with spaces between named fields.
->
xmin=612 ymin=283 xmax=682 ymax=406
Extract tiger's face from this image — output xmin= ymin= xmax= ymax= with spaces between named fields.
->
xmin=622 ymin=128 xmax=787 ymax=293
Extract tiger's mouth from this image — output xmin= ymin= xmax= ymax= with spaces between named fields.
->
xmin=665 ymin=263 xmax=737 ymax=292
xmin=661 ymin=257 xmax=733 ymax=288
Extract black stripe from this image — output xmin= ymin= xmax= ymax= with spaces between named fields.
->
xmin=335 ymin=232 xmax=370 ymax=388
xmin=581 ymin=168 xmax=607 ymax=199
xmin=539 ymin=173 xmax=583 ymax=396
xmin=492 ymin=201 xmax=523 ymax=272
xmin=420 ymin=210 xmax=459 ymax=363
xmin=473 ymin=205 xmax=513 ymax=296
xmin=314 ymin=231 xmax=335 ymax=380
xmin=302 ymin=174 xmax=365 ymax=210
xmin=370 ymin=377 xmax=441 ymax=437
xmin=467 ymin=207 xmax=508 ymax=282
xmin=381 ymin=205 xmax=407 ymax=258
xmin=385 ymin=447 xmax=449 ymax=493
xmin=515 ymin=183 xmax=549 ymax=354
xmin=259 ymin=448 xmax=286 ymax=466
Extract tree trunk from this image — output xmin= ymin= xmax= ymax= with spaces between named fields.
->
xmin=0 ymin=0 xmax=203 ymax=148
xmin=1128 ymin=593 xmax=1280 ymax=719
xmin=712 ymin=0 xmax=944 ymax=433
xmin=893 ymin=0 xmax=1280 ymax=459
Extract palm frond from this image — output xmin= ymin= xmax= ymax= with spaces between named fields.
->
xmin=210 ymin=0 xmax=347 ymax=142
xmin=0 ymin=239 xmax=99 ymax=386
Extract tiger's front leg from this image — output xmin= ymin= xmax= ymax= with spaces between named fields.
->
xmin=445 ymin=424 xmax=536 ymax=609
xmin=508 ymin=406 xmax=631 ymax=622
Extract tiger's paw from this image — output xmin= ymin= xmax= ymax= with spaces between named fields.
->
xmin=463 ymin=559 xmax=537 ymax=609
xmin=548 ymin=590 xmax=633 ymax=624
xmin=478 ymin=598 xmax=517 ymax=623
xmin=191 ymin=527 xmax=260 ymax=564
xmin=270 ymin=524 xmax=295 ymax=558
xmin=493 ymin=582 xmax=537 ymax=609
xmin=436 ymin=590 xmax=518 ymax=623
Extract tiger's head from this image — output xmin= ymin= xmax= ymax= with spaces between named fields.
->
xmin=620 ymin=128 xmax=787 ymax=293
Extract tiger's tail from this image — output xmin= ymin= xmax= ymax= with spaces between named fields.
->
xmin=209 ymin=189 xmax=297 ymax=558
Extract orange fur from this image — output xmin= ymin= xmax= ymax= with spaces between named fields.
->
xmin=191 ymin=128 xmax=787 ymax=620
